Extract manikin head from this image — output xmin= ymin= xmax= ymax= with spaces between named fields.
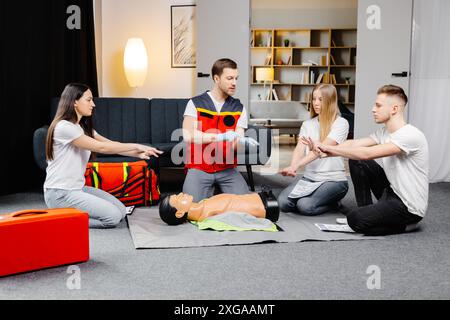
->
xmin=372 ymin=85 xmax=408 ymax=124
xmin=159 ymin=193 xmax=194 ymax=225
xmin=211 ymin=58 xmax=238 ymax=97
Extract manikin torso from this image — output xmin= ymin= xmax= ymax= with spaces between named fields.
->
xmin=187 ymin=193 xmax=266 ymax=221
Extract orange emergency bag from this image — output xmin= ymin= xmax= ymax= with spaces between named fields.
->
xmin=84 ymin=160 xmax=160 ymax=206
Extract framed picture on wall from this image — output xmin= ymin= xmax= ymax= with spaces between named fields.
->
xmin=171 ymin=5 xmax=196 ymax=68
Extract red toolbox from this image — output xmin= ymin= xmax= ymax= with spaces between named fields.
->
xmin=0 ymin=208 xmax=89 ymax=277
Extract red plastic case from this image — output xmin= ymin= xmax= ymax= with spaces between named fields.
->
xmin=0 ymin=208 xmax=89 ymax=277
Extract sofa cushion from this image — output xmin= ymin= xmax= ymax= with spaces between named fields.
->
xmin=150 ymin=99 xmax=188 ymax=144
xmin=51 ymin=98 xmax=152 ymax=144
xmin=92 ymin=98 xmax=151 ymax=144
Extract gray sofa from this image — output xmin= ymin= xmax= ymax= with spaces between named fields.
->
xmin=249 ymin=101 xmax=310 ymax=135
xmin=33 ymin=97 xmax=272 ymax=191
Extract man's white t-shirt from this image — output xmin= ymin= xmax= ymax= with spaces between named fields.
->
xmin=301 ymin=116 xmax=349 ymax=182
xmin=370 ymin=124 xmax=429 ymax=217
xmin=184 ymin=92 xmax=248 ymax=129
xmin=44 ymin=120 xmax=91 ymax=190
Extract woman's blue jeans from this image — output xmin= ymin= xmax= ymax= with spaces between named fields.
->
xmin=278 ymin=177 xmax=349 ymax=216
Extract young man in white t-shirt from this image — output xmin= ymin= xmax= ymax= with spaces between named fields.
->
xmin=305 ymin=85 xmax=429 ymax=235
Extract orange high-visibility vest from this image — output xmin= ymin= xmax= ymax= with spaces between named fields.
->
xmin=185 ymin=92 xmax=243 ymax=173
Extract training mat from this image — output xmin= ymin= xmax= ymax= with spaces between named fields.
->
xmin=127 ymin=207 xmax=383 ymax=249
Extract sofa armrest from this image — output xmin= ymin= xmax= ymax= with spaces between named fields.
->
xmin=33 ymin=125 xmax=49 ymax=171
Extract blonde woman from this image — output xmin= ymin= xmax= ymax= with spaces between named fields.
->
xmin=278 ymin=84 xmax=349 ymax=215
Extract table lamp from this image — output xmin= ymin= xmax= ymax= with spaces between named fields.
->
xmin=124 ymin=38 xmax=148 ymax=88
xmin=256 ymin=67 xmax=274 ymax=100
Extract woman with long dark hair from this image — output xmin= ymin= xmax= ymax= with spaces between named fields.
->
xmin=44 ymin=83 xmax=162 ymax=228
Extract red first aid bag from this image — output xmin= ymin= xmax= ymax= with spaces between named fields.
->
xmin=84 ymin=160 xmax=160 ymax=206
xmin=0 ymin=208 xmax=89 ymax=277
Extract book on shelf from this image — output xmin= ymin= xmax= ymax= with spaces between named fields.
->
xmin=303 ymin=92 xmax=312 ymax=103
xmin=310 ymin=70 xmax=315 ymax=84
xmin=266 ymin=34 xmax=272 ymax=47
xmin=272 ymin=88 xmax=279 ymax=101
xmin=316 ymin=73 xmax=324 ymax=84
xmin=321 ymin=55 xmax=327 ymax=66
xmin=307 ymin=60 xmax=318 ymax=66
xmin=264 ymin=53 xmax=272 ymax=65
xmin=323 ymin=72 xmax=329 ymax=83
xmin=302 ymin=72 xmax=310 ymax=84
xmin=299 ymin=72 xmax=305 ymax=84
xmin=330 ymin=74 xmax=337 ymax=84
xmin=266 ymin=88 xmax=272 ymax=100
xmin=286 ymin=56 xmax=291 ymax=65
xmin=330 ymin=54 xmax=336 ymax=65
xmin=331 ymin=39 xmax=337 ymax=47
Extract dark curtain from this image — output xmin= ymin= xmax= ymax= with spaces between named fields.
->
xmin=0 ymin=0 xmax=98 ymax=195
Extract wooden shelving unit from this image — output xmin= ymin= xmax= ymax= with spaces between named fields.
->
xmin=250 ymin=28 xmax=357 ymax=110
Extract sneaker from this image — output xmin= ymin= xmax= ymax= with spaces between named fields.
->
xmin=405 ymin=223 xmax=420 ymax=232
xmin=336 ymin=201 xmax=352 ymax=216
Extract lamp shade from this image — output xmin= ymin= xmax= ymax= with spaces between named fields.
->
xmin=255 ymin=67 xmax=274 ymax=82
xmin=123 ymin=38 xmax=148 ymax=88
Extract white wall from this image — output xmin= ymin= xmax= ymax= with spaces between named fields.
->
xmin=95 ymin=0 xmax=358 ymax=98
xmin=97 ymin=0 xmax=196 ymax=98
xmin=251 ymin=0 xmax=358 ymax=28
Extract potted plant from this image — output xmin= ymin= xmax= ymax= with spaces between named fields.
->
xmin=284 ymin=39 xmax=290 ymax=47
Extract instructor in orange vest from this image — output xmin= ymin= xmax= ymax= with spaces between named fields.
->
xmin=182 ymin=58 xmax=258 ymax=202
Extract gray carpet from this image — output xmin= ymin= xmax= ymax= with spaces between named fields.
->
xmin=1 ymin=170 xmax=449 ymax=300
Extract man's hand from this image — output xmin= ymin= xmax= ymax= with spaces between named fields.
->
xmin=217 ymin=131 xmax=241 ymax=142
xmin=316 ymin=143 xmax=334 ymax=157
xmin=280 ymin=166 xmax=296 ymax=177
xmin=239 ymin=137 xmax=259 ymax=147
